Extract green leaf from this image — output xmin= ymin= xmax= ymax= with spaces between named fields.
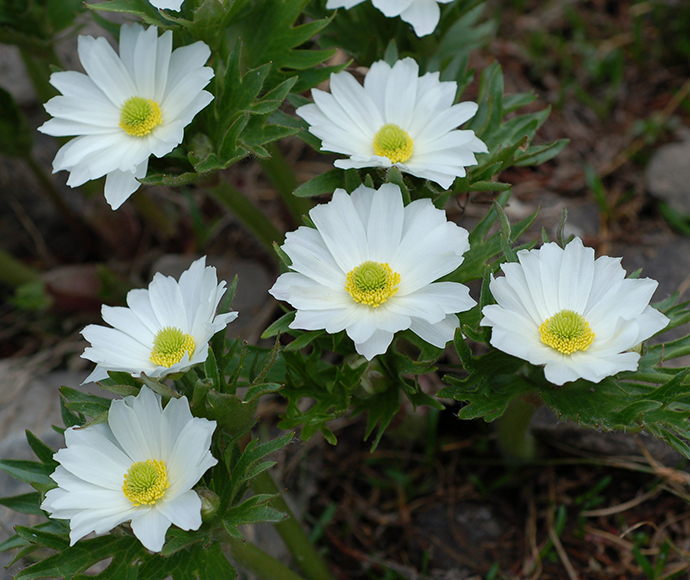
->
xmin=0 ymin=459 xmax=53 ymax=485
xmin=293 ymin=169 xmax=345 ymax=197
xmin=16 ymin=536 xmax=141 ymax=580
xmin=224 ymin=494 xmax=286 ymax=538
xmin=85 ymin=0 xmax=162 ymax=23
xmin=159 ymin=528 xmax=206 ymax=557
xmin=0 ymin=493 xmax=43 ymax=516
xmin=363 ymin=384 xmax=400 ymax=452
xmin=25 ymin=431 xmax=57 ymax=466
xmin=60 ymin=386 xmax=112 ymax=418
xmin=244 ymin=382 xmax=283 ymax=402
xmin=262 ymin=311 xmax=295 ymax=338
xmin=97 ymin=383 xmax=140 ymax=398
xmin=284 ymin=330 xmax=325 ymax=351
xmin=225 ymin=0 xmax=334 ymax=91
xmin=438 ymin=348 xmax=529 ymax=421
xmin=139 ymin=542 xmax=235 ymax=580
xmin=16 ymin=526 xmax=69 ymax=550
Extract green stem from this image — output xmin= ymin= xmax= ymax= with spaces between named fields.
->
xmin=259 ymin=143 xmax=312 ymax=224
xmin=0 ymin=248 xmax=42 ymax=287
xmin=225 ymin=535 xmax=308 ymax=580
xmin=496 ymin=394 xmax=542 ymax=463
xmin=130 ymin=190 xmax=176 ymax=238
xmin=211 ymin=179 xmax=283 ymax=254
xmin=251 ymin=470 xmax=335 ymax=580
xmin=25 ymin=155 xmax=95 ymax=248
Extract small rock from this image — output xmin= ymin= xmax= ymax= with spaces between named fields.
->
xmin=646 ymin=138 xmax=690 ymax=214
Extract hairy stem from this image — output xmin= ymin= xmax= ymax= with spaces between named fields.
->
xmin=25 ymin=155 xmax=95 ymax=249
xmin=259 ymin=143 xmax=312 ymax=225
xmin=496 ymin=394 xmax=542 ymax=463
xmin=251 ymin=470 xmax=335 ymax=580
xmin=0 ymin=248 xmax=42 ymax=287
xmin=211 ymin=179 xmax=283 ymax=254
xmin=225 ymin=535 xmax=308 ymax=580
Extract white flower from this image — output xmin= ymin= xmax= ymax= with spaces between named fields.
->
xmin=81 ymin=257 xmax=237 ymax=383
xmin=326 ymin=0 xmax=453 ymax=37
xmin=481 ymin=238 xmax=669 ymax=386
xmin=38 ymin=24 xmax=214 ymax=210
xmin=42 ymin=386 xmax=217 ymax=552
xmin=269 ymin=183 xmax=476 ymax=359
xmin=296 ymin=58 xmax=487 ymax=190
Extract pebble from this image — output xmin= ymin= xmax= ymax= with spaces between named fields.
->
xmin=646 ymin=138 xmax=690 ymax=215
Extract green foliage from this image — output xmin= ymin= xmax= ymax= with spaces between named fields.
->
xmin=0 ymin=0 xmax=84 ymax=47
xmin=0 ymin=87 xmax=31 ymax=158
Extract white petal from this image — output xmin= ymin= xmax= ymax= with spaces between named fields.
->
xmin=354 ymin=328 xmax=395 ymax=360
xmin=309 ymin=188 xmax=368 ymax=271
xmin=78 ymin=35 xmax=135 ymax=107
xmin=409 ymin=313 xmax=459 ymax=348
xmin=131 ymin=508 xmax=171 ymax=552
xmin=400 ymin=0 xmax=442 ymax=36
xmin=156 ymin=490 xmax=202 ymax=531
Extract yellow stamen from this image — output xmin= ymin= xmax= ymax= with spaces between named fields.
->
xmin=373 ymin=123 xmax=414 ymax=164
xmin=122 ymin=459 xmax=169 ymax=506
xmin=345 ymin=261 xmax=400 ymax=308
xmin=539 ymin=309 xmax=595 ymax=355
xmin=119 ymin=96 xmax=162 ymax=137
xmin=150 ymin=327 xmax=195 ymax=367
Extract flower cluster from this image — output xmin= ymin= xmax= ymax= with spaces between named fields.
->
xmin=29 ymin=6 xmax=677 ymax=566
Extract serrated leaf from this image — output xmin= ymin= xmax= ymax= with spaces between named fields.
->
xmin=139 ymin=542 xmax=235 ymax=580
xmin=16 ymin=536 xmax=140 ymax=580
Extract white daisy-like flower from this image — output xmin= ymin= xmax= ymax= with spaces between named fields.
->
xmin=326 ymin=0 xmax=453 ymax=37
xmin=296 ymin=58 xmax=487 ymax=190
xmin=269 ymin=183 xmax=476 ymax=359
xmin=481 ymin=238 xmax=669 ymax=386
xmin=81 ymin=256 xmax=237 ymax=383
xmin=42 ymin=386 xmax=217 ymax=552
xmin=38 ymin=23 xmax=214 ymax=210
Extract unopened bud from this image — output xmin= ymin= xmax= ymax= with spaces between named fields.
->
xmin=197 ymin=487 xmax=220 ymax=521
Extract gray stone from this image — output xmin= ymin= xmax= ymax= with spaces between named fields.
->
xmin=0 ymin=45 xmax=35 ymax=105
xmin=646 ymin=138 xmax=690 ymax=214
xmin=0 ymin=364 xmax=93 ymax=578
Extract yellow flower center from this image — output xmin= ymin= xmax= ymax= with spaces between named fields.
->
xmin=345 ymin=261 xmax=400 ymax=308
xmin=150 ymin=327 xmax=195 ymax=367
xmin=539 ymin=309 xmax=595 ymax=355
xmin=373 ymin=123 xmax=414 ymax=164
xmin=122 ymin=459 xmax=169 ymax=506
xmin=119 ymin=96 xmax=162 ymax=137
